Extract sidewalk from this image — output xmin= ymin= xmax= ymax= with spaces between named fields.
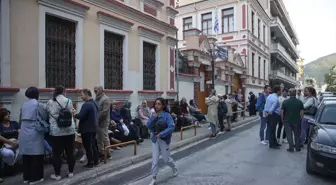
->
xmin=2 ymin=115 xmax=258 ymax=185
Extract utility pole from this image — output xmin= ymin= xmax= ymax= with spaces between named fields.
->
xmin=211 ymin=53 xmax=215 ymax=90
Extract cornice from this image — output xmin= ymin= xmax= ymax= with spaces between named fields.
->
xmin=84 ymin=0 xmax=177 ymax=35
xmin=38 ymin=0 xmax=90 ymax=18
xmin=138 ymin=26 xmax=165 ymax=42
xmin=142 ymin=0 xmax=164 ymax=9
xmin=167 ymin=36 xmax=178 ymax=46
xmin=97 ymin=11 xmax=134 ymax=32
xmin=166 ymin=6 xmax=179 ymax=17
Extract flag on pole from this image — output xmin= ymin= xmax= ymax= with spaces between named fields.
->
xmin=214 ymin=8 xmax=219 ymax=34
xmin=216 ymin=46 xmax=228 ymax=60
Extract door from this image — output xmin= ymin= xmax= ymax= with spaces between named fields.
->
xmin=198 ymin=67 xmax=207 ymax=114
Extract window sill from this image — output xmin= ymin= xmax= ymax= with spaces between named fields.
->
xmin=138 ymin=90 xmax=164 ymax=100
xmin=104 ymin=90 xmax=133 ymax=101
xmin=0 ymin=87 xmax=20 ymax=104
xmin=38 ymin=88 xmax=82 ymax=103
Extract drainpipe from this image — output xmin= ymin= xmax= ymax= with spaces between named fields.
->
xmin=175 ymin=30 xmax=180 ymax=101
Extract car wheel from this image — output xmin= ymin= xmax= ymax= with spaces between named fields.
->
xmin=306 ymin=153 xmax=315 ymax=174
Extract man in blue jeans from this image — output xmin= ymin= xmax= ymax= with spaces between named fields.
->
xmin=256 ymin=85 xmax=271 ymax=145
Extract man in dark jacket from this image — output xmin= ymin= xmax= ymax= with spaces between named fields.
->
xmin=73 ymin=89 xmax=99 ymax=168
xmin=218 ymin=96 xmax=228 ymax=133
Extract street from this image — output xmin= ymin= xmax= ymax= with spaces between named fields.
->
xmin=91 ymin=120 xmax=335 ymax=185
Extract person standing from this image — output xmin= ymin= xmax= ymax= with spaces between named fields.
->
xmin=19 ymin=87 xmax=47 ymax=184
xmin=206 ymin=89 xmax=219 ymax=138
xmin=73 ymin=89 xmax=99 ymax=168
xmin=281 ymin=88 xmax=304 ymax=152
xmin=256 ymin=85 xmax=271 ymax=145
xmin=217 ymin=96 xmax=228 ymax=134
xmin=223 ymin=95 xmax=233 ymax=131
xmin=146 ymin=97 xmax=177 ymax=185
xmin=263 ymin=85 xmax=282 ymax=149
xmin=46 ymin=85 xmax=76 ymax=181
xmin=277 ymin=89 xmax=288 ymax=143
xmin=248 ymin=92 xmax=257 ymax=116
xmin=93 ymin=86 xmax=111 ymax=160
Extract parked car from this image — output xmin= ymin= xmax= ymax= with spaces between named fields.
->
xmin=318 ymin=96 xmax=336 ymax=107
xmin=306 ymin=100 xmax=336 ymax=176
xmin=318 ymin=92 xmax=335 ymax=102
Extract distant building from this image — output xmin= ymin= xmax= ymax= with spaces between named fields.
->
xmin=176 ymin=0 xmax=271 ymax=102
xmin=269 ymin=0 xmax=300 ymax=89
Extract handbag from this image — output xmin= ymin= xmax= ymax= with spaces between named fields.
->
xmin=34 ymin=103 xmax=50 ymax=134
xmin=304 ymin=98 xmax=317 ymax=116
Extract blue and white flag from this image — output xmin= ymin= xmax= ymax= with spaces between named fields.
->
xmin=216 ymin=46 xmax=228 ymax=60
xmin=214 ymin=10 xmax=219 ymax=33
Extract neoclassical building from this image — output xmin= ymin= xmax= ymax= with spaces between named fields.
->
xmin=176 ymin=0 xmax=272 ymax=100
xmin=0 ymin=0 xmax=179 ymax=119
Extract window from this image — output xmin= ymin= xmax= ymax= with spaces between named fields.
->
xmin=104 ymin=31 xmax=124 ymax=90
xmin=45 ymin=15 xmax=76 ymax=88
xmin=258 ymin=56 xmax=261 ymax=78
xmin=251 ymin=12 xmax=255 ymax=34
xmin=263 ymin=60 xmax=266 ymax=79
xmin=183 ymin=17 xmax=192 ymax=38
xmin=263 ymin=25 xmax=266 ymax=43
xmin=201 ymin=13 xmax=212 ymax=35
xmin=252 ymin=52 xmax=255 ymax=77
xmin=222 ymin=8 xmax=234 ymax=33
xmin=143 ymin=42 xmax=157 ymax=90
xmin=258 ymin=19 xmax=261 ymax=39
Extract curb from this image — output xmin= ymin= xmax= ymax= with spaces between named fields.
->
xmin=47 ymin=116 xmax=259 ymax=185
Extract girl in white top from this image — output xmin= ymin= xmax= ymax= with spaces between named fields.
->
xmin=303 ymin=87 xmax=319 ymax=109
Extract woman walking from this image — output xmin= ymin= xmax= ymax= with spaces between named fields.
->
xmin=46 ymin=85 xmax=76 ymax=180
xmin=146 ymin=98 xmax=177 ymax=185
xmin=19 ymin=87 xmax=48 ymax=185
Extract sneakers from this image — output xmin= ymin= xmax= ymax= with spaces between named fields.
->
xmin=283 ymin=139 xmax=288 ymax=144
xmin=80 ymin=154 xmax=87 ymax=163
xmin=173 ymin=168 xmax=178 ymax=177
xmin=68 ymin=173 xmax=74 ymax=178
xmin=260 ymin=141 xmax=268 ymax=145
xmin=50 ymin=174 xmax=61 ymax=181
xmin=218 ymin=131 xmax=224 ymax=135
xmin=29 ymin=179 xmax=44 ymax=185
xmin=149 ymin=179 xmax=156 ymax=185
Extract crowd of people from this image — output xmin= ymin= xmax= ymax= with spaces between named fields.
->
xmin=257 ymin=85 xmax=319 ymax=152
xmin=0 ymin=84 xmax=260 ymax=185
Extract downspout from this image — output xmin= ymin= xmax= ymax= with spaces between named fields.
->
xmin=175 ymin=29 xmax=180 ymax=101
xmin=194 ymin=0 xmax=198 ymax=29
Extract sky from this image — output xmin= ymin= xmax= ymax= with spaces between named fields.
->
xmin=283 ymin=0 xmax=336 ymax=64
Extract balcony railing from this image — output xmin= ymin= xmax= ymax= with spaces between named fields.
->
xmin=271 ymin=17 xmax=298 ymax=56
xmin=271 ymin=70 xmax=298 ymax=85
xmin=271 ymin=43 xmax=298 ymax=71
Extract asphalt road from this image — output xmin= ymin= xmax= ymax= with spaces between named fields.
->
xmin=92 ymin=120 xmax=336 ymax=185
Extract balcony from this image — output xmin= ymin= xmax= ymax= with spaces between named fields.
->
xmin=270 ymin=70 xmax=298 ymax=86
xmin=270 ymin=0 xmax=299 ymax=45
xmin=271 ymin=17 xmax=299 ymax=58
xmin=271 ymin=43 xmax=298 ymax=72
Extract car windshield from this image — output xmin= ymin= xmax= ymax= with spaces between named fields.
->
xmin=319 ymin=106 xmax=336 ymax=125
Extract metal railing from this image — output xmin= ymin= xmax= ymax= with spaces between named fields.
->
xmin=180 ymin=124 xmax=197 ymax=140
xmin=104 ymin=140 xmax=137 ymax=164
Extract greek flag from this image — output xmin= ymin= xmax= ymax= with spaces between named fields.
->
xmin=216 ymin=46 xmax=228 ymax=60
xmin=214 ymin=11 xmax=219 ymax=33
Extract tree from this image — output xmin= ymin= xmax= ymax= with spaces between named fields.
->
xmin=324 ymin=65 xmax=336 ymax=92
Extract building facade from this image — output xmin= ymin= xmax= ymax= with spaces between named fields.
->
xmin=0 ymin=0 xmax=179 ymax=119
xmin=176 ymin=0 xmax=271 ymax=101
xmin=269 ymin=0 xmax=300 ymax=88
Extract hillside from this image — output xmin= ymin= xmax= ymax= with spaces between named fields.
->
xmin=304 ymin=53 xmax=336 ymax=85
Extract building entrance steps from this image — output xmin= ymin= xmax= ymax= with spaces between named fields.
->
xmin=2 ymin=115 xmax=258 ymax=185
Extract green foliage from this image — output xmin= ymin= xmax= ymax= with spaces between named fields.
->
xmin=304 ymin=53 xmax=336 ymax=85
xmin=325 ymin=65 xmax=336 ymax=92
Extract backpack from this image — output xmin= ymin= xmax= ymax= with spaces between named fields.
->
xmin=256 ymin=94 xmax=266 ymax=112
xmin=218 ymin=101 xmax=228 ymax=115
xmin=54 ymin=99 xmax=72 ymax=127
